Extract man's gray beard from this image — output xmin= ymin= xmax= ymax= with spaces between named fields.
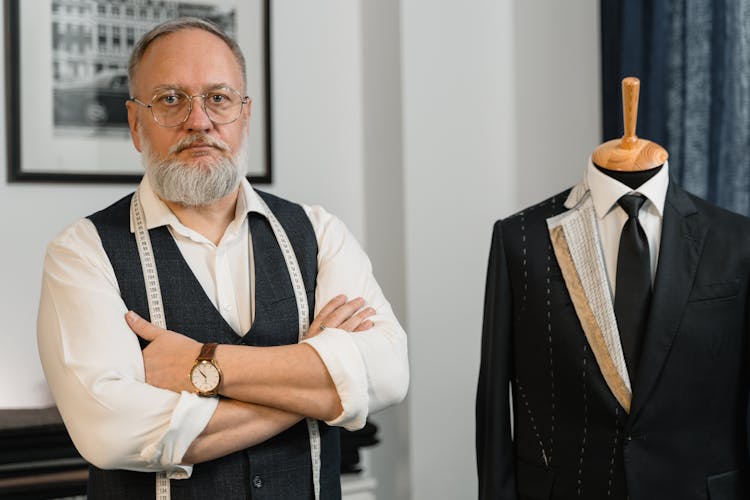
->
xmin=142 ymin=136 xmax=248 ymax=207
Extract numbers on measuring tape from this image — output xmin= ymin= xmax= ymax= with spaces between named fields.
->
xmin=257 ymin=197 xmax=321 ymax=500
xmin=132 ymin=193 xmax=171 ymax=500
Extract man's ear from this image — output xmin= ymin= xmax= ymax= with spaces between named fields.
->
xmin=126 ymin=99 xmax=143 ymax=152
xmin=242 ymin=97 xmax=252 ymax=135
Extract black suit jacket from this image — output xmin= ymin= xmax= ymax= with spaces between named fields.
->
xmin=476 ymin=181 xmax=750 ymax=500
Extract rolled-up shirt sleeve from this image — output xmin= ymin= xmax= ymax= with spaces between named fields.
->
xmin=301 ymin=205 xmax=409 ymax=430
xmin=37 ymin=219 xmax=217 ymax=478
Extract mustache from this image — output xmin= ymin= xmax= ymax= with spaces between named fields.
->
xmin=169 ymin=134 xmax=231 ymax=155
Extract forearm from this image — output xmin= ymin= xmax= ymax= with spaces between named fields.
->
xmin=215 ymin=343 xmax=343 ymax=421
xmin=307 ymin=205 xmax=409 ymax=427
xmin=183 ymin=399 xmax=302 ymax=464
xmin=38 ymin=228 xmax=214 ymax=476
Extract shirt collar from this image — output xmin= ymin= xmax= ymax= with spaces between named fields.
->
xmin=585 ymin=157 xmax=669 ymax=219
xmin=131 ymin=175 xmax=265 ymax=235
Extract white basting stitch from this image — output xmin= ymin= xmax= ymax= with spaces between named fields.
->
xmin=546 ymin=243 xmax=556 ymax=464
xmin=607 ymin=407 xmax=621 ymax=496
xmin=520 ymin=214 xmax=528 ymax=309
xmin=578 ymin=345 xmax=589 ymax=496
xmin=516 ymin=379 xmax=549 ymax=466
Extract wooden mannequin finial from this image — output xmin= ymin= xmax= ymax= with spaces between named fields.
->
xmin=592 ymin=77 xmax=668 ymax=171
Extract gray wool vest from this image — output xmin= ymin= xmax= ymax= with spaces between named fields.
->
xmin=86 ymin=190 xmax=341 ymax=500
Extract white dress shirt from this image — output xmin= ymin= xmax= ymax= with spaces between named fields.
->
xmin=37 ymin=176 xmax=409 ymax=478
xmin=585 ymin=159 xmax=670 ymax=297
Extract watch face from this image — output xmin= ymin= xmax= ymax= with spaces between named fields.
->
xmin=190 ymin=360 xmax=221 ymax=393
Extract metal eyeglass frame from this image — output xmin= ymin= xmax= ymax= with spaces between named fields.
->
xmin=129 ymin=87 xmax=250 ymax=128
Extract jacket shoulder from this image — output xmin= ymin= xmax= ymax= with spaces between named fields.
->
xmin=493 ymin=188 xmax=572 ymax=232
xmin=670 ymin=185 xmax=750 ymax=246
xmin=685 ymin=191 xmax=750 ymax=227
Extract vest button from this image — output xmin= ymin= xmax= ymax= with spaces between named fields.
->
xmin=252 ymin=475 xmax=263 ymax=488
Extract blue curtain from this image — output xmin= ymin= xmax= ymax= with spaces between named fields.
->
xmin=601 ymin=0 xmax=750 ymax=215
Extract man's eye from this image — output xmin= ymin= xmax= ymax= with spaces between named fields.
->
xmin=209 ymin=93 xmax=228 ymax=104
xmin=159 ymin=94 xmax=182 ymax=105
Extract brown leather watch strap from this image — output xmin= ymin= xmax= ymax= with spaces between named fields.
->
xmin=197 ymin=342 xmax=218 ymax=361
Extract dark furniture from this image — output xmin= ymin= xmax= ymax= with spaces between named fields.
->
xmin=0 ymin=407 xmax=87 ymax=500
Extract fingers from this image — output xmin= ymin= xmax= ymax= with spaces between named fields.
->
xmin=338 ymin=306 xmax=376 ymax=332
xmin=308 ymin=295 xmax=346 ymax=336
xmin=353 ymin=319 xmax=374 ymax=332
xmin=309 ymin=295 xmax=347 ymax=332
xmin=125 ymin=311 xmax=165 ymax=341
xmin=308 ymin=296 xmax=377 ymax=337
xmin=320 ymin=297 xmax=365 ymax=330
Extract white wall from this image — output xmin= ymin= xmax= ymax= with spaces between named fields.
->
xmin=400 ymin=3 xmax=516 ymax=499
xmin=266 ymin=1 xmax=365 ymax=238
xmin=400 ymin=1 xmax=599 ymax=499
xmin=513 ymin=2 xmax=602 ymax=207
xmin=360 ymin=2 xmax=410 ymax=499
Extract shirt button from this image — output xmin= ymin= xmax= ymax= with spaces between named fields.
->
xmin=252 ymin=475 xmax=263 ymax=488
xmin=223 ymin=304 xmax=232 ymax=311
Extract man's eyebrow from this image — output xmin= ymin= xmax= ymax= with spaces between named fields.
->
xmin=206 ymin=82 xmax=237 ymax=90
xmin=149 ymin=83 xmax=240 ymax=93
xmin=150 ymin=84 xmax=184 ymax=93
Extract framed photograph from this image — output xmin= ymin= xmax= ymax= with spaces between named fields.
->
xmin=5 ymin=0 xmax=272 ymax=184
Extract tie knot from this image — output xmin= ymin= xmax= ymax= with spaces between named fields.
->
xmin=618 ymin=194 xmax=646 ymax=218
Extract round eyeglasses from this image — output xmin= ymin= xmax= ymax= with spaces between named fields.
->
xmin=130 ymin=87 xmax=249 ymax=127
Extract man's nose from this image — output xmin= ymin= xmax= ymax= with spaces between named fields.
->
xmin=182 ymin=97 xmax=213 ymax=131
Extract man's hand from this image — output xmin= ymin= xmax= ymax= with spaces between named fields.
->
xmin=125 ymin=311 xmax=201 ymax=393
xmin=307 ymin=294 xmax=375 ymax=337
xmin=125 ymin=295 xmax=374 ymax=394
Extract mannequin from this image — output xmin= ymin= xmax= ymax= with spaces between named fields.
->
xmin=594 ymin=77 xmax=665 ymax=188
xmin=592 ymin=77 xmax=667 ymax=172
xmin=476 ymin=77 xmax=750 ymax=499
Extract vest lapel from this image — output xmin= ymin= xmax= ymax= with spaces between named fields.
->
xmin=547 ymin=189 xmax=632 ymax=413
xmin=245 ymin=212 xmax=302 ymax=347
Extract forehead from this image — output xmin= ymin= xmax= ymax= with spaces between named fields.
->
xmin=134 ymin=29 xmax=243 ymax=93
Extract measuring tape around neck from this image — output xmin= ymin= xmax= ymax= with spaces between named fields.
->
xmin=255 ymin=195 xmax=322 ymax=500
xmin=131 ymin=192 xmax=171 ymax=500
xmin=130 ymin=191 xmax=322 ymax=500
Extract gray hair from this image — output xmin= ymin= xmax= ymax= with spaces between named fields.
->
xmin=128 ymin=17 xmax=246 ymax=94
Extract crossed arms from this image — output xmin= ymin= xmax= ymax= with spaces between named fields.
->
xmin=125 ymin=294 xmax=375 ymax=465
xmin=37 ymin=205 xmax=409 ymax=477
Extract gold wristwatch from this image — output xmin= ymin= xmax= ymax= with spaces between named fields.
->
xmin=189 ymin=343 xmax=222 ymax=397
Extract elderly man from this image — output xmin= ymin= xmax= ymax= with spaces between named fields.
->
xmin=37 ymin=18 xmax=408 ymax=500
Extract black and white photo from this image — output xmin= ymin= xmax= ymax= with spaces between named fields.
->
xmin=5 ymin=0 xmax=271 ymax=183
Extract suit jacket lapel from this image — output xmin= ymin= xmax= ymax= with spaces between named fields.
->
xmin=628 ymin=182 xmax=706 ymax=422
xmin=548 ymin=188 xmax=633 ymax=413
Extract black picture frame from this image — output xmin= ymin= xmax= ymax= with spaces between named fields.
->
xmin=5 ymin=0 xmax=272 ymax=184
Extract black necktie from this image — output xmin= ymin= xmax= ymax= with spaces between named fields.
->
xmin=614 ymin=194 xmax=651 ymax=384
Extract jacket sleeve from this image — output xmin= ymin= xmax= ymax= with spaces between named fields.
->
xmin=476 ymin=220 xmax=517 ymax=499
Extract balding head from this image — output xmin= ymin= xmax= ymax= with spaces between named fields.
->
xmin=127 ymin=17 xmax=246 ymax=94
